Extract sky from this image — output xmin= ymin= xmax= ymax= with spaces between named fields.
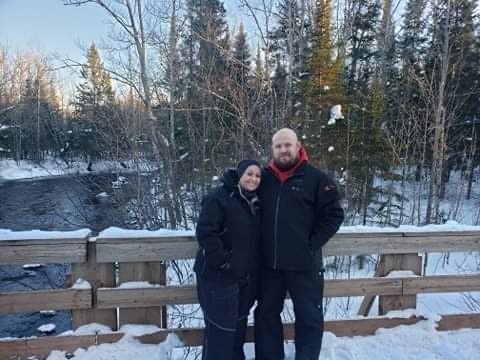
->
xmin=0 ymin=0 xmax=111 ymax=62
xmin=0 ymin=0 xmax=253 ymax=56
xmin=0 ymin=0 xmax=253 ymax=93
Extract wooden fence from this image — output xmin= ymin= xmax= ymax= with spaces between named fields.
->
xmin=0 ymin=230 xmax=479 ymax=359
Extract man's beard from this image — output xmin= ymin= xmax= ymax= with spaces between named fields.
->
xmin=274 ymin=155 xmax=299 ymax=171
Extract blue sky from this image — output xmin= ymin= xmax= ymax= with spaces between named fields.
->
xmin=0 ymin=0 xmax=251 ymax=60
xmin=0 ymin=0 xmax=255 ymax=92
xmin=0 ymin=0 xmax=110 ymax=61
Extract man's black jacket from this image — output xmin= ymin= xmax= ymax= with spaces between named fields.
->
xmin=258 ymin=162 xmax=344 ymax=270
xmin=194 ymin=170 xmax=261 ymax=284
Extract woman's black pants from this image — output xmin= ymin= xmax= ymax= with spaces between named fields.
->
xmin=197 ymin=276 xmax=257 ymax=360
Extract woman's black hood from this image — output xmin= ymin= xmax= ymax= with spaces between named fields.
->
xmin=220 ymin=169 xmax=240 ymax=193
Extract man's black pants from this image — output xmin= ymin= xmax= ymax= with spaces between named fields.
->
xmin=254 ymin=267 xmax=325 ymax=360
xmin=197 ymin=276 xmax=257 ymax=360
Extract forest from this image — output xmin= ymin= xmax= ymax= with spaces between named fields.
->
xmin=0 ymin=0 xmax=479 ymax=228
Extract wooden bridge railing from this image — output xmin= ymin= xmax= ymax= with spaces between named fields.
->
xmin=0 ymin=230 xmax=479 ymax=359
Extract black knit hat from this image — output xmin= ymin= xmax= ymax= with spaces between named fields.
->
xmin=237 ymin=159 xmax=261 ymax=178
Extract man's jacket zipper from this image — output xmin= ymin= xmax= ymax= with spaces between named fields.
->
xmin=273 ymin=183 xmax=283 ymax=269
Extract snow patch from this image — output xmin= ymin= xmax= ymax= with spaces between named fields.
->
xmin=37 ymin=324 xmax=56 ymax=333
xmin=117 ymin=281 xmax=161 ymax=289
xmin=330 ymin=104 xmax=344 ymax=122
xmin=385 ymin=270 xmax=418 ymax=278
xmin=22 ymin=264 xmax=44 ymax=269
xmin=119 ymin=324 xmax=161 ymax=337
xmin=0 ymin=229 xmax=90 ymax=241
xmin=71 ymin=279 xmax=91 ymax=290
xmin=98 ymin=227 xmax=194 ymax=239
xmin=40 ymin=310 xmax=56 ymax=316
xmin=71 ymin=323 xmax=114 ymax=336
xmin=339 ymin=220 xmax=480 ymax=233
xmin=46 ymin=333 xmax=182 ymax=360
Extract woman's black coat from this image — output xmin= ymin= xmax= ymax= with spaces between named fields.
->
xmin=193 ymin=169 xmax=261 ymax=285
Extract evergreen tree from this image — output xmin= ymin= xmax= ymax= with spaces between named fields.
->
xmin=343 ymin=0 xmax=391 ymax=225
xmin=231 ymin=23 xmax=251 ymax=86
xmin=448 ymin=0 xmax=479 ymax=168
xmin=269 ymin=0 xmax=310 ymax=125
xmin=182 ymin=0 xmax=231 ymax=194
xmin=301 ymin=0 xmax=344 ymax=167
xmin=229 ymin=23 xmax=255 ymax=158
xmin=73 ymin=44 xmax=115 ymax=163
xmin=18 ymin=76 xmax=61 ymax=161
xmin=75 ymin=44 xmax=114 ymax=116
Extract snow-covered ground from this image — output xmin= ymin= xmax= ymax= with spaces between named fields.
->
xmin=40 ymin=314 xmax=480 ymax=360
xmin=0 ymin=158 xmax=140 ymax=181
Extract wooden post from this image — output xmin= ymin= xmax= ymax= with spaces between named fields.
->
xmin=72 ymin=238 xmax=117 ymax=330
xmin=118 ymin=261 xmax=167 ymax=327
xmin=358 ymin=256 xmax=385 ymax=316
xmin=378 ymin=254 xmax=422 ymax=315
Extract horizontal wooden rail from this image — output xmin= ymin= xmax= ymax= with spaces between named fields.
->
xmin=95 ymin=231 xmax=480 ymax=263
xmin=0 ymin=231 xmax=478 ymax=264
xmin=95 ymin=236 xmax=196 ymax=262
xmin=2 ymin=314 xmax=479 ymax=359
xmin=402 ymin=274 xmax=480 ymax=294
xmin=0 ymin=288 xmax=92 ymax=313
xmin=97 ymin=278 xmax=404 ymax=309
xmin=0 ymin=236 xmax=89 ymax=265
xmin=0 ymin=274 xmax=475 ymax=315
xmin=96 ymin=275 xmax=480 ymax=309
xmin=327 ymin=232 xmax=480 ymax=256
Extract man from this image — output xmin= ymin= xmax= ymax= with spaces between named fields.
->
xmin=255 ymin=128 xmax=344 ymax=360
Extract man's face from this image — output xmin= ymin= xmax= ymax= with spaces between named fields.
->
xmin=272 ymin=132 xmax=301 ymax=170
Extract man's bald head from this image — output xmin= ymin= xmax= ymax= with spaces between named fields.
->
xmin=272 ymin=128 xmax=299 ymax=144
xmin=271 ymin=128 xmax=301 ymax=170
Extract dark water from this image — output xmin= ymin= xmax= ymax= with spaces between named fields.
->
xmin=0 ymin=174 xmax=130 ymax=338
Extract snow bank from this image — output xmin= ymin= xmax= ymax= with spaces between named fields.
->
xmin=43 ymin=318 xmax=480 ymax=360
xmin=314 ymin=319 xmax=479 ymax=360
xmin=46 ymin=333 xmax=182 ymax=360
xmin=1 ymin=221 xmax=479 ymax=243
xmin=385 ymin=270 xmax=419 ymax=278
xmin=0 ymin=158 xmax=153 ymax=181
xmin=97 ymin=227 xmax=194 ymax=239
xmin=339 ymin=220 xmax=480 ymax=233
xmin=119 ymin=324 xmax=162 ymax=337
xmin=0 ymin=228 xmax=91 ymax=241
xmin=37 ymin=324 xmax=56 ymax=333
xmin=117 ymin=281 xmax=162 ymax=289
xmin=71 ymin=279 xmax=91 ymax=290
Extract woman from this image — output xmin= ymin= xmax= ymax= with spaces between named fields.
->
xmin=194 ymin=159 xmax=262 ymax=360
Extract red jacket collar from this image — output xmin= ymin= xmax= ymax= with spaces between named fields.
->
xmin=268 ymin=145 xmax=309 ymax=183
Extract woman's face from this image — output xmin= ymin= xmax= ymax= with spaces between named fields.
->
xmin=239 ymin=165 xmax=261 ymax=191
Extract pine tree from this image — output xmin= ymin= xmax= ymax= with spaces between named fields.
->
xmin=269 ymin=0 xmax=310 ymax=125
xmin=229 ymin=23 xmax=254 ymax=158
xmin=301 ymin=0 xmax=344 ymax=167
xmin=18 ymin=76 xmax=60 ymax=161
xmin=182 ymin=0 xmax=231 ymax=194
xmin=231 ymin=23 xmax=251 ymax=86
xmin=384 ymin=0 xmax=430 ymax=224
xmin=75 ymin=44 xmax=114 ymax=117
xmin=73 ymin=44 xmax=115 ymax=164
